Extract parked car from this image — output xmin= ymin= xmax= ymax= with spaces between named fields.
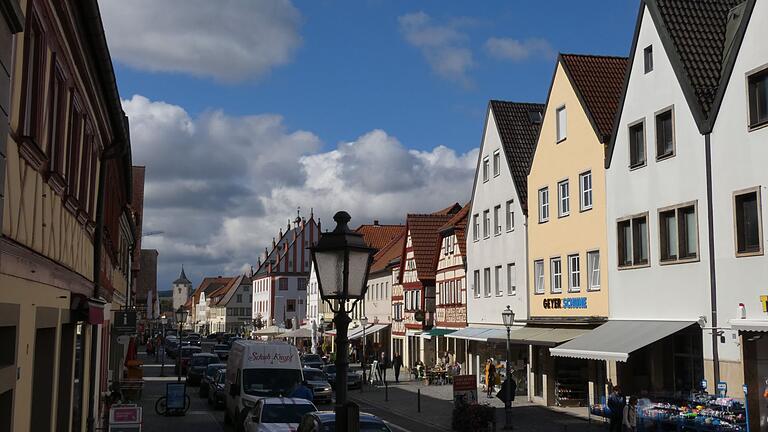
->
xmin=207 ymin=332 xmax=222 ymax=340
xmin=187 ymin=353 xmax=220 ymax=385
xmin=199 ymin=363 xmax=226 ymax=397
xmin=187 ymin=334 xmax=202 ymax=346
xmin=165 ymin=336 xmax=179 ymax=358
xmin=175 ymin=346 xmax=202 ymax=375
xmin=213 ymin=343 xmax=230 ymax=360
xmin=301 ymin=354 xmax=324 ymax=370
xmin=297 ymin=411 xmax=391 ymax=432
xmin=302 ymin=368 xmax=332 ymax=404
xmin=323 ymin=364 xmax=361 ymax=389
xmin=208 ymin=368 xmax=227 ymax=408
xmin=242 ymin=397 xmax=317 ymax=432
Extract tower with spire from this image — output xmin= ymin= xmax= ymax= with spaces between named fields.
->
xmin=172 ymin=265 xmax=193 ymax=312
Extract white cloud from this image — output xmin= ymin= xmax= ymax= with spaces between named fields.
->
xmin=126 ymin=96 xmax=477 ymax=290
xmin=100 ymin=0 xmax=302 ymax=82
xmin=398 ymin=12 xmax=475 ymax=85
xmin=484 ymin=37 xmax=556 ymax=62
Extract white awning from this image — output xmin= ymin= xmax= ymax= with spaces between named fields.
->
xmin=276 ymin=327 xmax=313 ymax=339
xmin=550 ymin=320 xmax=696 ymax=362
xmin=446 ymin=327 xmax=509 ymax=341
xmin=730 ymin=319 xmax=768 ymax=332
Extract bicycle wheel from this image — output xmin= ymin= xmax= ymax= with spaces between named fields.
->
xmin=155 ymin=396 xmax=168 ymax=416
xmin=184 ymin=394 xmax=191 ymax=413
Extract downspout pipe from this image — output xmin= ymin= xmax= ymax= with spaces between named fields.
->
xmin=704 ymin=133 xmax=720 ymax=385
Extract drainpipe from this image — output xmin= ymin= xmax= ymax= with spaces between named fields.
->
xmin=704 ymin=133 xmax=720 ymax=385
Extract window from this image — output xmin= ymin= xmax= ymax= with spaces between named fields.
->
xmin=287 ymin=299 xmax=296 ymax=312
xmin=473 ymin=270 xmax=480 ymax=298
xmin=558 ymin=180 xmax=570 ymax=217
xmin=506 ymin=200 xmax=515 ymax=231
xmin=534 ymin=260 xmax=544 ymax=294
xmin=506 ymin=263 xmax=516 ymax=295
xmin=483 ymin=210 xmax=490 ymax=238
xmin=237 ymin=294 xmax=242 ymax=303
xmin=629 ymin=121 xmax=646 ymax=168
xmin=617 ymin=214 xmax=649 ymax=268
xmin=297 ymin=278 xmax=306 ymax=291
xmin=580 ymin=171 xmax=593 ymax=211
xmin=656 ymin=108 xmax=675 ymax=159
xmin=659 ymin=203 xmax=698 ymax=263
xmin=735 ymin=189 xmax=762 ymax=255
xmin=644 ymin=45 xmax=653 ymax=73
xmin=556 ymin=106 xmax=567 ymax=142
xmin=568 ymin=254 xmax=580 ymax=292
xmin=495 ymin=265 xmax=502 ymax=296
xmin=47 ymin=62 xmax=68 ymax=176
xmin=550 ymin=257 xmax=562 ymax=293
xmin=493 ymin=150 xmax=501 ymax=177
xmin=538 ymin=187 xmax=549 ymax=223
xmin=473 ymin=214 xmax=480 ymax=241
xmin=483 ymin=268 xmax=491 ymax=297
xmin=279 ymin=279 xmax=288 ymax=290
xmin=483 ymin=157 xmax=490 ymax=182
xmin=587 ymin=251 xmax=601 ymax=290
xmin=66 ymin=103 xmax=83 ymax=198
xmin=494 ymin=205 xmax=502 ymax=235
xmin=748 ymin=68 xmax=768 ymax=128
xmin=21 ymin=13 xmax=46 ymax=145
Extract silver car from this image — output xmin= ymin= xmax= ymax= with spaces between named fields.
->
xmin=302 ymin=368 xmax=332 ymax=404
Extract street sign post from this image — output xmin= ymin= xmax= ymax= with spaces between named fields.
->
xmin=453 ymin=375 xmax=477 ymax=406
xmin=114 ymin=311 xmax=137 ymax=335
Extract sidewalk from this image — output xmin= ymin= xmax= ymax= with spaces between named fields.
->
xmin=348 ymin=373 xmax=608 ymax=432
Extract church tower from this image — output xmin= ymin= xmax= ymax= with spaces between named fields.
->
xmin=171 ymin=265 xmax=192 ymax=312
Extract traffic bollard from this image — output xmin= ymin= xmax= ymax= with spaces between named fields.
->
xmin=385 ymin=381 xmax=388 ymax=402
xmin=417 ymin=388 xmax=421 ymax=413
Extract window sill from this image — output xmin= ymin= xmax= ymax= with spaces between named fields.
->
xmin=556 ymin=137 xmax=567 ymax=144
xmin=558 ymin=213 xmax=570 ymax=219
xmin=568 ymin=288 xmax=581 ymax=293
xmin=748 ymin=120 xmax=768 ymax=132
xmin=656 ymin=152 xmax=675 ymax=162
xmin=736 ymin=249 xmax=764 ymax=258
xmin=539 ymin=219 xmax=549 ymax=224
xmin=550 ymin=291 xmax=563 ymax=295
xmin=579 ymin=206 xmax=593 ymax=213
xmin=507 ymin=292 xmax=516 ymax=296
xmin=587 ymin=286 xmax=601 ymax=292
xmin=493 ymin=173 xmax=500 ymax=178
xmin=494 ymin=232 xmax=502 ymax=237
xmin=659 ymin=256 xmax=699 ymax=265
xmin=629 ymin=162 xmax=647 ymax=171
xmin=617 ymin=262 xmax=650 ymax=270
xmin=533 ymin=291 xmax=545 ymax=295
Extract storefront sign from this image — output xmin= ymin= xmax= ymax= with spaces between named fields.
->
xmin=453 ymin=375 xmax=477 ymax=405
xmin=542 ymin=297 xmax=588 ymax=310
xmin=114 ymin=311 xmax=137 ymax=335
xmin=717 ymin=381 xmax=727 ymax=397
xmin=761 ymin=295 xmax=768 ymax=312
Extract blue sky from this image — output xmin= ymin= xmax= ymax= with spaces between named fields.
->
xmin=101 ymin=0 xmax=638 ymax=291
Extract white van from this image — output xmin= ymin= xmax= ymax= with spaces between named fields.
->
xmin=225 ymin=340 xmax=303 ymax=428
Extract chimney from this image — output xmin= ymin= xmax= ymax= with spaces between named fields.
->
xmin=374 ymin=220 xmax=379 ymax=226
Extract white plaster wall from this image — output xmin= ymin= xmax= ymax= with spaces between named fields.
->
xmin=710 ymin=0 xmax=768 ymax=363
xmin=364 ymin=271 xmax=392 ymax=324
xmin=606 ymin=7 xmax=712 ymax=345
xmin=466 ymin=108 xmax=528 ymax=325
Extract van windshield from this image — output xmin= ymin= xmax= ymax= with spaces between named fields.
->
xmin=242 ymin=369 xmax=302 ymax=397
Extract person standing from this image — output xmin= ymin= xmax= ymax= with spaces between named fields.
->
xmin=607 ymin=386 xmax=626 ymax=432
xmin=393 ymin=352 xmax=403 ymax=382
xmin=623 ymin=396 xmax=637 ymax=432
xmin=378 ymin=351 xmax=388 ymax=383
xmin=486 ymin=360 xmax=496 ymax=398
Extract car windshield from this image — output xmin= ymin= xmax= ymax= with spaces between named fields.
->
xmin=242 ymin=369 xmax=302 ymax=397
xmin=191 ymin=356 xmax=213 ymax=366
xmin=304 ymin=370 xmax=326 ymax=381
xmin=324 ymin=365 xmax=336 ymax=374
xmin=206 ymin=365 xmax=224 ymax=377
xmin=260 ymin=403 xmax=316 ymax=424
xmin=321 ymin=421 xmax=390 ymax=432
xmin=303 ymin=355 xmax=321 ymax=363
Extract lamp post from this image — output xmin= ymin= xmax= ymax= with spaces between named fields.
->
xmin=310 ymin=211 xmax=374 ymax=432
xmin=360 ymin=316 xmax=369 ymax=388
xmin=160 ymin=315 xmax=167 ymax=376
xmin=175 ymin=306 xmax=189 ymax=382
xmin=501 ymin=305 xmax=515 ymax=430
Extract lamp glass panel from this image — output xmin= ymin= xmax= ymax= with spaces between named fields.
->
xmin=314 ymin=250 xmax=344 ymax=298
xmin=346 ymin=249 xmax=371 ymax=299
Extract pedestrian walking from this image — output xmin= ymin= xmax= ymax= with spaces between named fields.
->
xmin=486 ymin=359 xmax=496 ymax=398
xmin=623 ymin=396 xmax=637 ymax=432
xmin=607 ymin=385 xmax=626 ymax=432
xmin=377 ymin=351 xmax=388 ymax=383
xmin=393 ymin=352 xmax=403 ymax=382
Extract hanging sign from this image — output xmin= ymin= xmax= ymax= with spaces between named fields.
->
xmin=701 ymin=379 xmax=707 ymax=391
xmin=717 ymin=381 xmax=728 ymax=397
xmin=114 ymin=311 xmax=137 ymax=335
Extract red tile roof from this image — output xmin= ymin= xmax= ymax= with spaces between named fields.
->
xmin=439 ymin=203 xmax=470 ymax=254
xmin=186 ymin=276 xmax=236 ymax=307
xmin=406 ymin=212 xmax=456 ymax=281
xmin=560 ymin=54 xmax=628 ymax=142
xmin=355 ymin=224 xmax=406 ymax=251
xmin=370 ymin=230 xmax=406 ymax=274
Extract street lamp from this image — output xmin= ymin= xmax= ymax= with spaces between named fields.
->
xmin=501 ymin=305 xmax=515 ymax=430
xmin=360 ymin=316 xmax=369 ymax=388
xmin=310 ymin=211 xmax=374 ymax=432
xmin=175 ymin=306 xmax=189 ymax=382
xmin=160 ymin=315 xmax=168 ymax=376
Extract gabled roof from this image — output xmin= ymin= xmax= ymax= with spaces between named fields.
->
xmin=211 ymin=275 xmax=253 ymax=306
xmin=559 ymin=54 xmax=629 ymax=143
xmin=173 ymin=265 xmax=191 ymax=285
xmin=255 ymin=216 xmax=318 ymax=276
xmin=370 ymin=230 xmax=406 ymax=274
xmin=488 ymin=101 xmax=545 ymax=214
xmin=404 ymin=212 xmax=455 ymax=281
xmin=433 ymin=203 xmax=462 ymax=216
xmin=438 ymin=203 xmax=470 ymax=253
xmin=356 ymin=224 xmax=406 ymax=251
xmin=186 ymin=276 xmax=236 ymax=307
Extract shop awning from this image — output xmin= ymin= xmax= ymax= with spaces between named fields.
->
xmin=421 ymin=328 xmax=457 ymax=339
xmin=487 ymin=326 xmax=590 ymax=347
xmin=446 ymin=327 xmax=508 ymax=341
xmin=253 ymin=325 xmax=286 ymax=336
xmin=349 ymin=324 xmax=390 ymax=340
xmin=549 ymin=320 xmax=696 ymax=362
xmin=729 ymin=319 xmax=768 ymax=332
xmin=276 ymin=327 xmax=314 ymax=339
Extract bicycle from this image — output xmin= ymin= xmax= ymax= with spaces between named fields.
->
xmin=154 ymin=394 xmax=191 ymax=416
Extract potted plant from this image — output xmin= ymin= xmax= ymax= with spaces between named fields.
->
xmin=452 ymin=402 xmax=495 ymax=432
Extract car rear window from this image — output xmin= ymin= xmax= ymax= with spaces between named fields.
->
xmin=304 ymin=370 xmax=326 ymax=381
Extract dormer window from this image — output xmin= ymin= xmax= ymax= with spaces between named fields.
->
xmin=644 ymin=45 xmax=653 ymax=73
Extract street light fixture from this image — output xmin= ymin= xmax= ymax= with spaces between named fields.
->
xmin=501 ymin=305 xmax=515 ymax=430
xmin=360 ymin=316 xmax=369 ymax=388
xmin=310 ymin=211 xmax=374 ymax=432
xmin=175 ymin=306 xmax=189 ymax=382
xmin=160 ymin=315 xmax=168 ymax=376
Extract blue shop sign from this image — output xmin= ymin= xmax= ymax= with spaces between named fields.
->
xmin=542 ymin=297 xmax=588 ymax=309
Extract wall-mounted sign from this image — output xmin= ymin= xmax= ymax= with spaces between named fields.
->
xmin=114 ymin=311 xmax=137 ymax=335
xmin=761 ymin=295 xmax=768 ymax=312
xmin=542 ymin=297 xmax=588 ymax=310
xmin=717 ymin=381 xmax=727 ymax=397
xmin=700 ymin=379 xmax=707 ymax=391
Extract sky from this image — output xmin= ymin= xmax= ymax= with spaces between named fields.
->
xmin=98 ymin=0 xmax=638 ymax=294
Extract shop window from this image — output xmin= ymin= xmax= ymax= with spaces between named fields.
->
xmin=568 ymin=254 xmax=580 ymax=292
xmin=734 ymin=188 xmax=762 ymax=255
xmin=617 ymin=214 xmax=649 ymax=268
xmin=550 ymin=257 xmax=562 ymax=294
xmin=580 ymin=171 xmax=592 ymax=211
xmin=556 ymin=106 xmax=567 ymax=142
xmin=587 ymin=251 xmax=601 ymax=290
xmin=0 ymin=326 xmax=15 ymax=367
xmin=534 ymin=260 xmax=544 ymax=294
xmin=629 ymin=120 xmax=646 ymax=168
xmin=659 ymin=202 xmax=698 ymax=263
xmin=558 ymin=180 xmax=570 ymax=217
xmin=655 ymin=107 xmax=675 ymax=160
xmin=748 ymin=67 xmax=768 ymax=129
xmin=538 ymin=187 xmax=549 ymax=223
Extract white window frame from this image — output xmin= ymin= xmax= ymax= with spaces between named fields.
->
xmin=534 ymin=260 xmax=545 ymax=294
xmin=558 ymin=179 xmax=570 ymax=217
xmin=483 ymin=210 xmax=490 ymax=238
xmin=483 ymin=267 xmax=491 ymax=297
xmin=473 ymin=270 xmax=480 ymax=298
xmin=568 ymin=254 xmax=580 ymax=292
xmin=483 ymin=157 xmax=490 ymax=182
xmin=579 ymin=171 xmax=593 ymax=211
xmin=494 ymin=265 xmax=503 ymax=296
xmin=493 ymin=150 xmax=501 ymax=177
xmin=473 ymin=214 xmax=479 ymax=241
xmin=506 ymin=263 xmax=516 ymax=296
xmin=587 ymin=250 xmax=601 ymax=291
xmin=556 ymin=105 xmax=567 ymax=142
xmin=538 ymin=187 xmax=549 ymax=223
xmin=550 ymin=257 xmax=562 ymax=294
xmin=494 ymin=205 xmax=502 ymax=235
xmin=506 ymin=200 xmax=515 ymax=231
